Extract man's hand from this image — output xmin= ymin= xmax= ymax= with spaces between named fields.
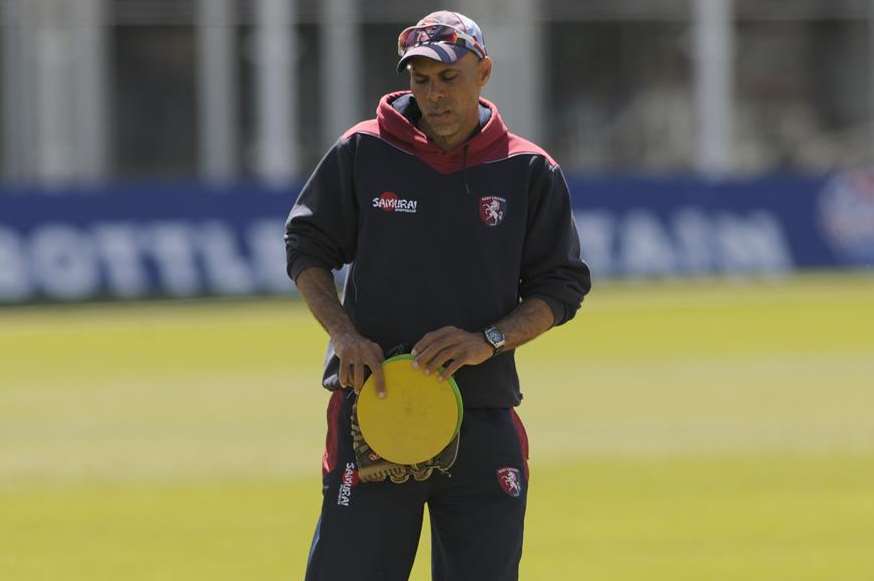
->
xmin=294 ymin=268 xmax=386 ymax=396
xmin=411 ymin=326 xmax=493 ymax=381
xmin=333 ymin=331 xmax=386 ymax=397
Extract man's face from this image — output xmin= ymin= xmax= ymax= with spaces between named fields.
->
xmin=408 ymin=52 xmax=491 ymax=145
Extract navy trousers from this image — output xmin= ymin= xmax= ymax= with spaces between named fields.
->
xmin=305 ymin=389 xmax=530 ymax=581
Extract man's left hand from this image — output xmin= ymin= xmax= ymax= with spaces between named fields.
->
xmin=411 ymin=326 xmax=493 ymax=381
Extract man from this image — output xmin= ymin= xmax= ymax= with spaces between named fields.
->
xmin=286 ymin=10 xmax=591 ymax=580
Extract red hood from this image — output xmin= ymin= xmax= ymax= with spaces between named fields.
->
xmin=374 ymin=91 xmax=510 ymax=174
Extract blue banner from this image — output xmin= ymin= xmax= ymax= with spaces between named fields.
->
xmin=572 ymin=171 xmax=874 ymax=277
xmin=1 ymin=172 xmax=873 ymax=303
xmin=0 ymin=183 xmax=293 ymax=303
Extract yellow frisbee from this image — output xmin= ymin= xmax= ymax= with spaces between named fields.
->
xmin=357 ymin=354 xmax=463 ymax=465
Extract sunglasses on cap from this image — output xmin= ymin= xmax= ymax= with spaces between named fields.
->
xmin=397 ymin=24 xmax=487 ymax=60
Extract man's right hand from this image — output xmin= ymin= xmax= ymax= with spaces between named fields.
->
xmin=332 ymin=331 xmax=386 ymax=397
xmin=294 ymin=267 xmax=387 ymax=397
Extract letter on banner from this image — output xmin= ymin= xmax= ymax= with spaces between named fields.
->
xmin=0 ymin=227 xmax=32 ymax=301
xmin=30 ymin=225 xmax=100 ymax=300
xmin=144 ymin=222 xmax=200 ymax=296
xmin=574 ymin=211 xmax=615 ymax=278
xmin=199 ymin=221 xmax=255 ymax=295
xmin=93 ymin=223 xmax=148 ymax=298
xmin=248 ymin=219 xmax=290 ymax=293
xmin=715 ymin=212 xmax=793 ymax=273
xmin=620 ymin=210 xmax=677 ymax=276
xmin=673 ymin=208 xmax=714 ymax=274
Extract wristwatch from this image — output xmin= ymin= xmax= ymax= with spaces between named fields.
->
xmin=482 ymin=326 xmax=506 ymax=355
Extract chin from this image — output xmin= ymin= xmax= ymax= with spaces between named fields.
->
xmin=430 ymin=120 xmax=460 ymax=137
xmin=433 ymin=127 xmax=460 ymax=139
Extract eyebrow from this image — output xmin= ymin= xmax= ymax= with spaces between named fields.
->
xmin=411 ymin=68 xmax=461 ymax=76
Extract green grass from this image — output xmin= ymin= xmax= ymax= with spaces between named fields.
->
xmin=2 ymin=273 xmax=873 ymax=580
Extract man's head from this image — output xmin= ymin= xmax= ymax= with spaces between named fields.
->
xmin=396 ymin=11 xmax=492 ymax=149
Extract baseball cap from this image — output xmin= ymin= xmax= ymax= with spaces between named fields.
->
xmin=396 ymin=11 xmax=487 ymax=73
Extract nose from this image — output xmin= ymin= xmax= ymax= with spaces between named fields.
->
xmin=426 ymin=79 xmax=446 ymax=103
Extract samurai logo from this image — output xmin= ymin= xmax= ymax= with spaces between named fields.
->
xmin=496 ymin=467 xmax=522 ymax=498
xmin=337 ymin=462 xmax=359 ymax=506
xmin=479 ymin=196 xmax=507 ymax=227
xmin=372 ymin=191 xmax=418 ymax=213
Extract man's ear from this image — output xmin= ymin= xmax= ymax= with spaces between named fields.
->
xmin=478 ymin=57 xmax=493 ymax=87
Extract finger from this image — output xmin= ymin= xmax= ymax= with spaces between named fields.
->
xmin=426 ymin=345 xmax=460 ymax=376
xmin=411 ymin=327 xmax=455 ymax=361
xmin=414 ymin=333 xmax=459 ymax=372
xmin=411 ymin=333 xmax=435 ymax=363
xmin=367 ymin=356 xmax=387 ymax=399
xmin=338 ymin=359 xmax=351 ymax=388
xmin=353 ymin=360 xmax=365 ymax=392
xmin=414 ymin=341 xmax=443 ymax=373
xmin=419 ymin=336 xmax=462 ymax=373
xmin=440 ymin=356 xmax=466 ymax=380
xmin=360 ymin=345 xmax=386 ymax=399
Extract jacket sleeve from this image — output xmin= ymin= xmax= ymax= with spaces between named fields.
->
xmin=284 ymin=139 xmax=358 ymax=282
xmin=519 ymin=158 xmax=592 ymax=325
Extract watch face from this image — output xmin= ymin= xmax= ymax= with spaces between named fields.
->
xmin=486 ymin=327 xmax=504 ymax=346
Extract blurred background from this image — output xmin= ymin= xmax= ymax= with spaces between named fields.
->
xmin=1 ymin=1 xmax=873 ymax=580
xmin=3 ymin=0 xmax=874 ymax=183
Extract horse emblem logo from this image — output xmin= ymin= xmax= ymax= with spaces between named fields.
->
xmin=496 ymin=467 xmax=522 ymax=497
xmin=479 ymin=196 xmax=507 ymax=227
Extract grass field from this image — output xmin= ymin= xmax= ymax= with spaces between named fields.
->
xmin=1 ymin=273 xmax=873 ymax=580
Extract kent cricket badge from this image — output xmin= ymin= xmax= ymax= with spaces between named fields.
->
xmin=496 ymin=467 xmax=522 ymax=497
xmin=479 ymin=196 xmax=507 ymax=227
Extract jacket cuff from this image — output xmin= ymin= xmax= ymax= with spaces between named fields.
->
xmin=288 ymin=254 xmax=335 ymax=283
xmin=526 ymin=294 xmax=571 ymax=327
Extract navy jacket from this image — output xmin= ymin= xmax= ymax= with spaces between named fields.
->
xmin=286 ymin=91 xmax=591 ymax=407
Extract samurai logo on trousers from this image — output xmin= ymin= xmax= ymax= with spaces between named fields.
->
xmin=337 ymin=462 xmax=359 ymax=506
xmin=479 ymin=196 xmax=507 ymax=226
xmin=496 ymin=467 xmax=522 ymax=497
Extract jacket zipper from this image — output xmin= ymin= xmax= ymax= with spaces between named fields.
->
xmin=462 ymin=143 xmax=471 ymax=196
